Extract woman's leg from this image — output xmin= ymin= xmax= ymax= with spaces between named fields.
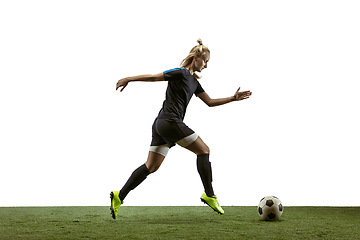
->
xmin=110 ymin=150 xmax=166 ymax=219
xmin=182 ymin=136 xmax=224 ymax=214
xmin=119 ymin=151 xmax=166 ymax=202
xmin=183 ymin=137 xmax=214 ymax=197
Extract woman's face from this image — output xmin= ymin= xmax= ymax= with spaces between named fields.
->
xmin=193 ymin=52 xmax=210 ymax=72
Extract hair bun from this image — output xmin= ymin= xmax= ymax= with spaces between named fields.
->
xmin=197 ymin=38 xmax=203 ymax=45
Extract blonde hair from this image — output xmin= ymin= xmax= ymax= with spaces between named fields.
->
xmin=180 ymin=39 xmax=210 ymax=79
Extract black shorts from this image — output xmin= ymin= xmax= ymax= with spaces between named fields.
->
xmin=150 ymin=117 xmax=195 ymax=148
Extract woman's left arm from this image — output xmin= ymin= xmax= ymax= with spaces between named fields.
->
xmin=197 ymin=87 xmax=252 ymax=107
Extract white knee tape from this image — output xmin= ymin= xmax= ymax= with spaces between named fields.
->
xmin=176 ymin=133 xmax=199 ymax=147
xmin=149 ymin=144 xmax=170 ymax=157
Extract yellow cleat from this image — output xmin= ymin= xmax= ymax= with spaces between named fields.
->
xmin=110 ymin=191 xmax=122 ymax=219
xmin=200 ymin=192 xmax=224 ymax=214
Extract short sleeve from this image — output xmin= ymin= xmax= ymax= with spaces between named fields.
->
xmin=163 ymin=68 xmax=183 ymax=82
xmin=195 ymin=81 xmax=205 ymax=96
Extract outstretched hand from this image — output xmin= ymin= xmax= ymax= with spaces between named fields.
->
xmin=116 ymin=78 xmax=129 ymax=92
xmin=233 ymin=87 xmax=252 ymax=101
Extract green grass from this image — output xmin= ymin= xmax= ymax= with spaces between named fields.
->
xmin=0 ymin=206 xmax=359 ymax=239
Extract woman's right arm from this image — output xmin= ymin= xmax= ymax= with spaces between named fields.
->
xmin=116 ymin=73 xmax=165 ymax=92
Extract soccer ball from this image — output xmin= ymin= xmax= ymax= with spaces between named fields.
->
xmin=258 ymin=196 xmax=283 ymax=221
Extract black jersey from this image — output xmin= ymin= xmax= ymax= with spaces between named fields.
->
xmin=157 ymin=67 xmax=205 ymax=120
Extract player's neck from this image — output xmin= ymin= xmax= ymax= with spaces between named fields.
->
xmin=185 ymin=64 xmax=195 ymax=75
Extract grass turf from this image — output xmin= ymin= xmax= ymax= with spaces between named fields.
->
xmin=0 ymin=206 xmax=359 ymax=239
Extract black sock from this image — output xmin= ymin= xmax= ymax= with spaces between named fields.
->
xmin=119 ymin=164 xmax=150 ymax=202
xmin=197 ymin=154 xmax=215 ymax=197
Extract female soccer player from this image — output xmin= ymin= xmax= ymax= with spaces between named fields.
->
xmin=111 ymin=39 xmax=252 ymax=219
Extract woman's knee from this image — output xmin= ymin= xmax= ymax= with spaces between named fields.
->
xmin=147 ymin=165 xmax=160 ymax=173
xmin=145 ymin=161 xmax=161 ymax=174
xmin=185 ymin=137 xmax=210 ymax=155
xmin=199 ymin=144 xmax=210 ymax=155
xmin=145 ymin=151 xmax=166 ymax=174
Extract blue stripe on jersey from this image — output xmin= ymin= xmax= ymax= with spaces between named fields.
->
xmin=163 ymin=67 xmax=186 ymax=74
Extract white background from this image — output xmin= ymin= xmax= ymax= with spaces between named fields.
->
xmin=1 ymin=0 xmax=359 ymax=207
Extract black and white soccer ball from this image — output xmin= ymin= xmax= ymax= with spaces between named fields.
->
xmin=258 ymin=196 xmax=283 ymax=221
